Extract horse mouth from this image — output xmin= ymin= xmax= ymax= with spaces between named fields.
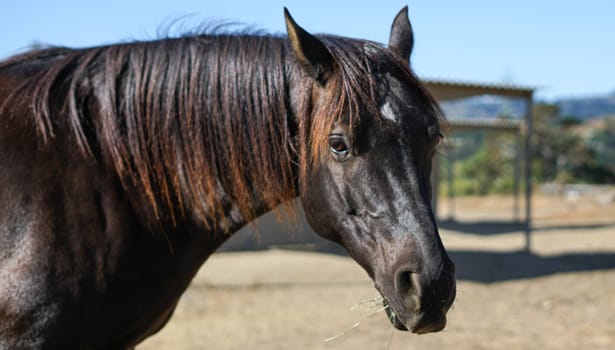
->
xmin=383 ymin=298 xmax=409 ymax=331
xmin=381 ymin=295 xmax=448 ymax=334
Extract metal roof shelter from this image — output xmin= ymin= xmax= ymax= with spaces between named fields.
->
xmin=424 ymin=79 xmax=534 ymax=251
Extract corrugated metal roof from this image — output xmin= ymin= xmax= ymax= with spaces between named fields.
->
xmin=423 ymin=78 xmax=535 ymax=101
xmin=446 ymin=117 xmax=523 ymax=130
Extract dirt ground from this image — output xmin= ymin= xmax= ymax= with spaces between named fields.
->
xmin=140 ymin=192 xmax=615 ymax=350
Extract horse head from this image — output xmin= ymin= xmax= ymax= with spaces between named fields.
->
xmin=285 ymin=7 xmax=456 ymax=333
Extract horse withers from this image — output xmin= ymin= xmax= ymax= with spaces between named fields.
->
xmin=0 ymin=6 xmax=455 ymax=349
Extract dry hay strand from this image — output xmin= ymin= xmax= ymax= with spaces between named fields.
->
xmin=323 ymin=294 xmax=396 ymax=344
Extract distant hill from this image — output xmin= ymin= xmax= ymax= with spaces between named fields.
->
xmin=440 ymin=95 xmax=527 ymax=119
xmin=439 ymin=91 xmax=615 ymax=122
xmin=556 ymin=93 xmax=615 ymax=120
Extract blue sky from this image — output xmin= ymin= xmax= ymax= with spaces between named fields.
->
xmin=2 ymin=0 xmax=613 ymax=100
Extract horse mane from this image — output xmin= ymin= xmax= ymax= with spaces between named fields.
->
xmin=0 ymin=30 xmax=442 ymax=231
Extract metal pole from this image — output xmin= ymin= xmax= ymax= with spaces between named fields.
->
xmin=432 ymin=153 xmax=440 ymax=220
xmin=524 ymin=94 xmax=533 ymax=252
xmin=447 ymin=143 xmax=455 ymax=220
xmin=513 ymin=129 xmax=521 ymax=222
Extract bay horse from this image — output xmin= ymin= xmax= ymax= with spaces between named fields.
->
xmin=0 ymin=7 xmax=455 ymax=349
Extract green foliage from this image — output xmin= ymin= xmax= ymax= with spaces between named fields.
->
xmin=439 ymin=132 xmax=518 ymax=196
xmin=437 ymin=105 xmax=615 ymax=196
xmin=458 ymin=145 xmax=498 ymax=195
xmin=530 ymin=104 xmax=615 ymax=185
xmin=589 ymin=117 xmax=615 ymax=174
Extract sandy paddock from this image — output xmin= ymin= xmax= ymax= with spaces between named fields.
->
xmin=141 ymin=193 xmax=615 ymax=349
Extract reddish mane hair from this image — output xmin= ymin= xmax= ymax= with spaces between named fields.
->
xmin=0 ymin=31 xmax=441 ymax=231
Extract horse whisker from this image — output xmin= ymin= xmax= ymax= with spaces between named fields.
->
xmin=387 ymin=328 xmax=395 ymax=350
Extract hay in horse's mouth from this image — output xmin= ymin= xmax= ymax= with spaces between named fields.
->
xmin=323 ymin=295 xmax=391 ymax=343
xmin=382 ymin=297 xmax=409 ymax=331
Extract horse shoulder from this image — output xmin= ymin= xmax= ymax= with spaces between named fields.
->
xmin=0 ymin=90 xmax=216 ymax=348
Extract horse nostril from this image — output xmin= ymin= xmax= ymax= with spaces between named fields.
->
xmin=395 ymin=270 xmax=423 ymax=298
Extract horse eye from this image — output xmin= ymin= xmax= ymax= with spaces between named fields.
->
xmin=328 ymin=135 xmax=350 ymax=157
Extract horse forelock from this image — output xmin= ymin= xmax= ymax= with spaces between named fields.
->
xmin=299 ymin=36 xmax=444 ymax=181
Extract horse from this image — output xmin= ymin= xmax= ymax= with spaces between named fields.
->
xmin=0 ymin=6 xmax=455 ymax=349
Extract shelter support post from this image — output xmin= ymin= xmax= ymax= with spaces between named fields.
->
xmin=447 ymin=143 xmax=455 ymax=220
xmin=432 ymin=154 xmax=440 ymax=219
xmin=513 ymin=130 xmax=521 ymax=222
xmin=524 ymin=94 xmax=533 ymax=252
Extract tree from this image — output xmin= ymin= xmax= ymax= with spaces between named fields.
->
xmin=531 ymin=103 xmax=615 ymax=184
xmin=531 ymin=103 xmax=560 ymax=182
xmin=589 ymin=117 xmax=615 ymax=173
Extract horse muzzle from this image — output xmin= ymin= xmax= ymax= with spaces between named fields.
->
xmin=383 ymin=296 xmax=447 ymax=334
xmin=378 ymin=262 xmax=456 ymax=334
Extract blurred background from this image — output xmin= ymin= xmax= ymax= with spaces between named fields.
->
xmin=3 ymin=1 xmax=614 ymax=349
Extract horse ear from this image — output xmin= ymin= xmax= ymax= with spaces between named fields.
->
xmin=388 ymin=6 xmax=414 ymax=63
xmin=284 ymin=8 xmax=334 ymax=85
